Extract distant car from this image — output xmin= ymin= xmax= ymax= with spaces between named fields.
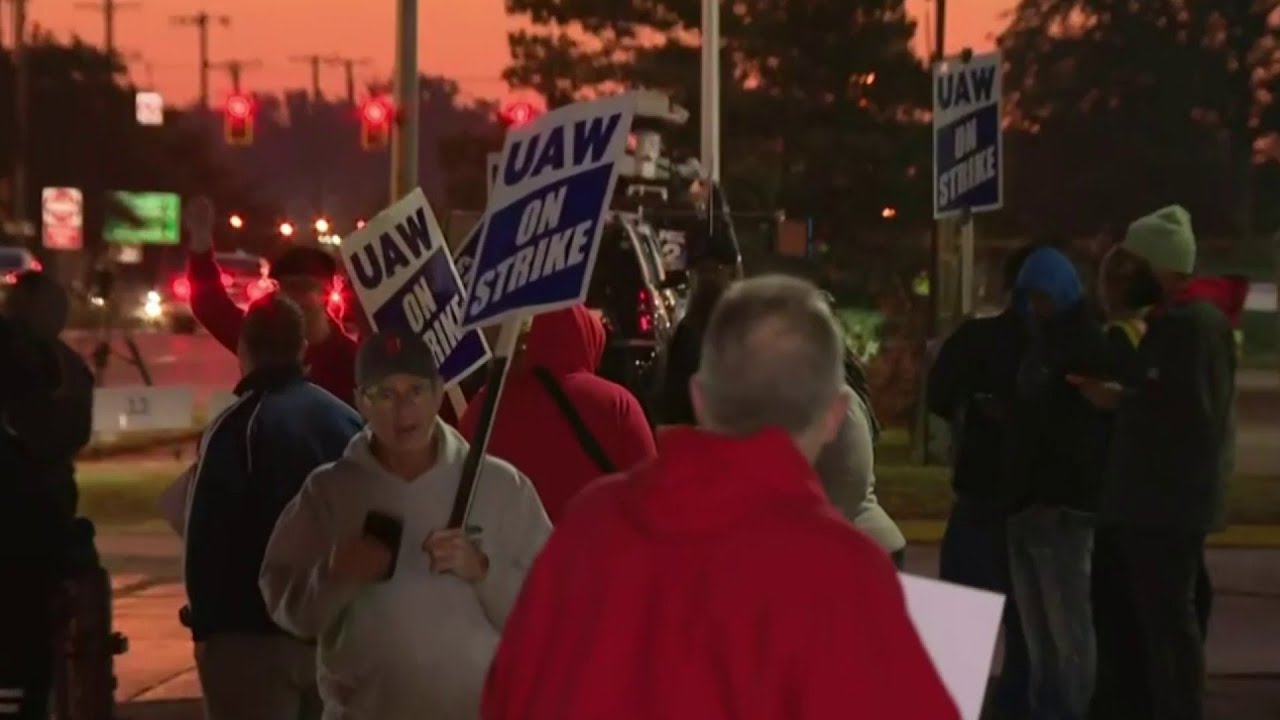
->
xmin=157 ymin=251 xmax=274 ymax=334
xmin=587 ymin=213 xmax=686 ymax=413
xmin=0 ymin=245 xmax=43 ymax=293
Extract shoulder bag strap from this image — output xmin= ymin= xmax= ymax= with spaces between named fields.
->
xmin=531 ymin=367 xmax=617 ymax=474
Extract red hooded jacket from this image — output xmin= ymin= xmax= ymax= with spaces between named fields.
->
xmin=1175 ymin=275 xmax=1249 ymax=327
xmin=460 ymin=304 xmax=655 ymax=522
xmin=188 ymin=251 xmax=358 ymax=406
xmin=483 ymin=427 xmax=958 ymax=720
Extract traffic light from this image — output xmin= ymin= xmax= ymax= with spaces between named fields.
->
xmin=499 ymin=101 xmax=537 ymax=128
xmin=360 ymin=97 xmax=392 ymax=150
xmin=224 ymin=94 xmax=254 ymax=146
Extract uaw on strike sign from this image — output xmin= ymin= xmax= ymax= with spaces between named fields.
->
xmin=932 ymin=51 xmax=1002 ymax=219
xmin=340 ymin=189 xmax=490 ymax=386
xmin=462 ymin=94 xmax=637 ymax=329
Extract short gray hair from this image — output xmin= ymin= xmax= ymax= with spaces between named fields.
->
xmin=698 ymin=275 xmax=844 ymax=435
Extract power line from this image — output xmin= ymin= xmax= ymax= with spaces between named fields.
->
xmin=209 ymin=58 xmax=263 ymax=94
xmin=322 ymin=55 xmax=371 ymax=105
xmin=170 ymin=10 xmax=230 ymax=110
xmin=289 ymin=53 xmax=328 ymax=102
xmin=73 ymin=0 xmax=139 ymax=58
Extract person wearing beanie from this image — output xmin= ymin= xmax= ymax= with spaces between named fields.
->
xmin=184 ymin=197 xmax=359 ymax=405
xmin=1070 ymin=205 xmax=1235 ymax=720
xmin=260 ymin=328 xmax=551 ymax=720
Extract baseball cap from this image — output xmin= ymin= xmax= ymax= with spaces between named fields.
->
xmin=355 ymin=328 xmax=440 ymax=389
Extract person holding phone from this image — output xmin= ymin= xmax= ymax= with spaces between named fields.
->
xmin=260 ymin=328 xmax=551 ymax=720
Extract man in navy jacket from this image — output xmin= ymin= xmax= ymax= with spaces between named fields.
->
xmin=183 ymin=294 xmax=362 ymax=720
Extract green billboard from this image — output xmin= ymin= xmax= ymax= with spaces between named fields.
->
xmin=105 ymin=191 xmax=181 ymax=245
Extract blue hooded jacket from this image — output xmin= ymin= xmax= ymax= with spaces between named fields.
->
xmin=1003 ymin=247 xmax=1112 ymax=512
xmin=1013 ymin=247 xmax=1083 ymax=317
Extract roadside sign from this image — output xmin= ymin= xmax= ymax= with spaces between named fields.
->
xmin=41 ymin=187 xmax=84 ymax=250
xmin=462 ymin=93 xmax=637 ymax=330
xmin=105 ymin=191 xmax=181 ymax=245
xmin=932 ymin=51 xmax=1003 ymax=219
xmin=136 ymin=91 xmax=165 ymax=126
xmin=92 ymin=386 xmax=196 ymax=434
xmin=340 ymin=188 xmax=490 ymax=387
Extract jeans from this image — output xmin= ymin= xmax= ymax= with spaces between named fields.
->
xmin=1091 ymin=527 xmax=1150 ymax=720
xmin=1007 ymin=506 xmax=1096 ymax=720
xmin=939 ymin=494 xmax=1030 ymax=718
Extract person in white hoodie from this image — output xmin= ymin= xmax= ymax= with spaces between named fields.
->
xmin=259 ymin=328 xmax=552 ymax=720
xmin=815 ymin=358 xmax=908 ymax=568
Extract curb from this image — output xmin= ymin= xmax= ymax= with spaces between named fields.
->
xmin=899 ymin=521 xmax=1280 ymax=549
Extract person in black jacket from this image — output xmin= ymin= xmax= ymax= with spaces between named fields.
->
xmin=653 ymin=259 xmax=736 ymax=426
xmin=1001 ymin=247 xmax=1111 ymax=720
xmin=0 ymin=271 xmax=94 ymax=720
xmin=926 ymin=243 xmax=1035 ymax=719
xmin=183 ymin=294 xmax=363 ymax=720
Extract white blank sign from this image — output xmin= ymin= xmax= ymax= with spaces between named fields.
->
xmin=900 ymin=573 xmax=1006 ymax=720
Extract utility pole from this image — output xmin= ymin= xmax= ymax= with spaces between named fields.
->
xmin=209 ymin=58 xmax=262 ymax=94
xmin=74 ymin=0 xmax=140 ymax=58
xmin=323 ymin=55 xmax=371 ymax=105
xmin=10 ymin=0 xmax=29 ymax=233
xmin=171 ymin=11 xmax=230 ymax=110
xmin=699 ymin=0 xmax=720 ymax=184
xmin=290 ymin=54 xmax=328 ymax=102
xmin=390 ymin=0 xmax=418 ymax=203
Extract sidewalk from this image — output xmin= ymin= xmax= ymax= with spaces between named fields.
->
xmin=103 ymin=531 xmax=1280 ymax=719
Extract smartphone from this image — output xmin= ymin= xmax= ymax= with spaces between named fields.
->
xmin=362 ymin=510 xmax=403 ymax=581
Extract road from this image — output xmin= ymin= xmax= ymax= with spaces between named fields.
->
xmin=98 ymin=530 xmax=1280 ymax=719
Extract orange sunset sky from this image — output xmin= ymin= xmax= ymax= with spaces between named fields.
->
xmin=21 ymin=0 xmax=1010 ymax=107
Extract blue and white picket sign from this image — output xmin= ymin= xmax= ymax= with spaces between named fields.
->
xmin=486 ymin=152 xmax=500 ymax=199
xmin=453 ymin=219 xmax=482 ymax=292
xmin=462 ymin=93 xmax=637 ymax=330
xmin=340 ymin=188 xmax=490 ymax=387
xmin=932 ymin=51 xmax=1002 ymax=219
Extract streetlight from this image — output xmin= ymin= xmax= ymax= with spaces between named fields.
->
xmin=314 ymin=217 xmax=331 ymax=234
xmin=279 ymin=221 xmax=295 ymax=237
xmin=229 ymin=213 xmax=244 ymax=229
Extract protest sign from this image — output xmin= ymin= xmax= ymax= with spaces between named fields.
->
xmin=340 ymin=188 xmax=489 ymax=386
xmin=932 ymin=51 xmax=1002 ymax=219
xmin=900 ymin=574 xmax=1005 ymax=720
xmin=461 ymin=93 xmax=637 ymax=330
xmin=486 ymin=152 xmax=500 ymax=198
xmin=453 ymin=220 xmax=482 ymax=292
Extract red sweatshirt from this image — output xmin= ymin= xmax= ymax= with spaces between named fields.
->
xmin=482 ymin=427 xmax=959 ymax=720
xmin=460 ymin=304 xmax=655 ymax=522
xmin=187 ymin=251 xmax=358 ymax=406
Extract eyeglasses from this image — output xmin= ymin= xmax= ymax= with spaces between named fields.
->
xmin=362 ymin=382 xmax=435 ymax=410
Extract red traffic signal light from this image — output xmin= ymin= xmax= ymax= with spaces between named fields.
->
xmin=360 ymin=97 xmax=393 ymax=150
xmin=224 ymin=93 xmax=254 ymax=146
xmin=499 ymin=101 xmax=537 ymax=128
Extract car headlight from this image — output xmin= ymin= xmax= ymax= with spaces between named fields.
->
xmin=143 ymin=292 xmax=163 ymax=319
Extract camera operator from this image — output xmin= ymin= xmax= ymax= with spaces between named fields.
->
xmin=0 ymin=270 xmax=94 ymax=719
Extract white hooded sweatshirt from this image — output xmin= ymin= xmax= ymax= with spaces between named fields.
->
xmin=259 ymin=422 xmax=552 ymax=720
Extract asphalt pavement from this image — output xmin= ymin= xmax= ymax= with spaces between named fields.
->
xmin=99 ymin=530 xmax=1280 ymax=719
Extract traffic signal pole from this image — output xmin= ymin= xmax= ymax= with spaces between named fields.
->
xmin=390 ymin=0 xmax=418 ymax=204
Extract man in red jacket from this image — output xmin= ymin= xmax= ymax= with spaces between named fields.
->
xmin=184 ymin=198 xmax=358 ymax=405
xmin=483 ymin=276 xmax=958 ymax=720
xmin=460 ymin=304 xmax=656 ymax=522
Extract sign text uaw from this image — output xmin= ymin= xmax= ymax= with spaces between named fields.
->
xmin=932 ymin=51 xmax=1002 ymax=219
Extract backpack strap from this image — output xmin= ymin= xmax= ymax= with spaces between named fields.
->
xmin=531 ymin=367 xmax=617 ymax=474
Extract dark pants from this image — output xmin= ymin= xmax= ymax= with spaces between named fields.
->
xmin=1008 ymin=506 xmax=1096 ymax=720
xmin=0 ymin=571 xmax=56 ymax=720
xmin=939 ymin=494 xmax=1030 ymax=718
